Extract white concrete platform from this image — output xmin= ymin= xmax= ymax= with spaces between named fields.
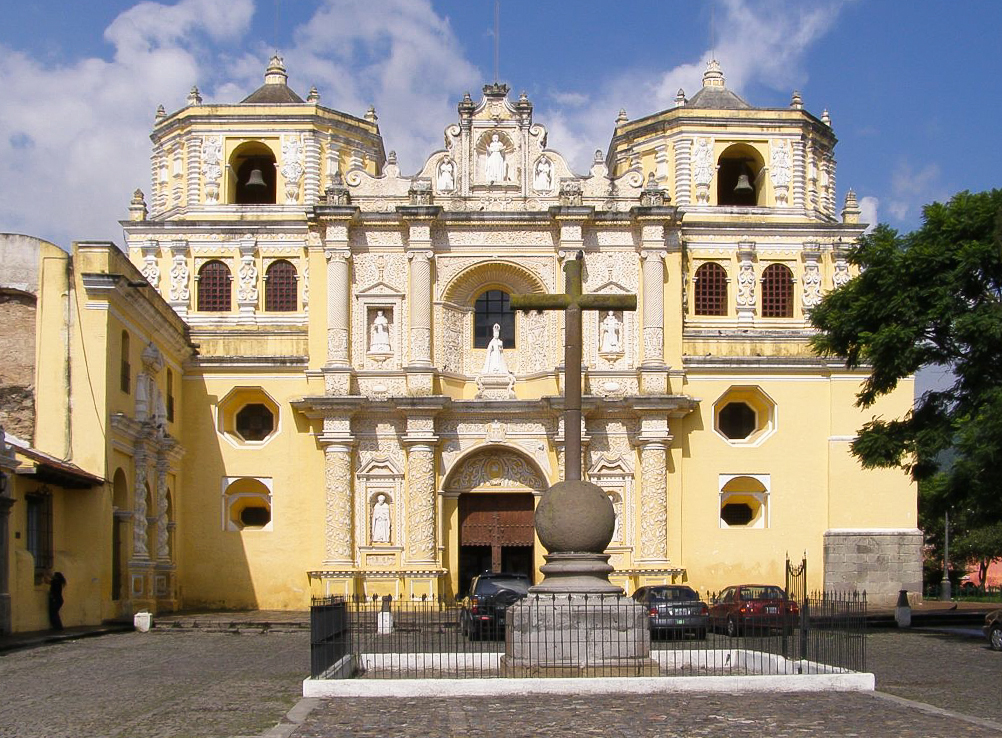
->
xmin=304 ymin=671 xmax=875 ymax=697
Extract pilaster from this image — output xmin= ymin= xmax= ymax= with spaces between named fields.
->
xmin=736 ymin=241 xmax=757 ymax=324
xmin=401 ymin=404 xmax=443 ymax=566
xmin=637 ymin=415 xmax=672 ymax=565
xmin=401 ymin=207 xmax=441 ymax=394
xmin=236 ymin=237 xmax=258 ymax=324
xmin=168 ymin=240 xmax=190 ymax=317
xmin=633 ymin=205 xmax=678 ymax=394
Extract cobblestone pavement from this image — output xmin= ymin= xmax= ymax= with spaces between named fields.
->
xmin=0 ymin=631 xmax=309 ymax=738
xmin=1 ymin=627 xmax=1000 ymax=738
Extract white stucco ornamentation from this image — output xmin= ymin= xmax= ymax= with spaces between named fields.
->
xmin=201 ymin=136 xmax=223 ymax=204
xmin=169 ymin=253 xmax=189 ymax=303
xmin=692 ymin=137 xmax=714 ymax=203
xmin=770 ymin=140 xmax=791 ymax=206
xmin=281 ymin=134 xmax=305 ymax=204
xmin=324 ymin=446 xmax=353 ymax=562
xmin=405 ymin=447 xmax=436 ymax=562
xmin=639 ymin=443 xmax=667 ymax=560
xmin=238 ymin=259 xmax=258 ymax=303
xmin=802 ymin=260 xmax=823 ymax=309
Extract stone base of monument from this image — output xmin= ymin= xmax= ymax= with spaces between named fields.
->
xmin=503 ymin=593 xmax=655 ymax=677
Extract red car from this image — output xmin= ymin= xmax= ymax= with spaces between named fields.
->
xmin=709 ymin=584 xmax=799 ymax=637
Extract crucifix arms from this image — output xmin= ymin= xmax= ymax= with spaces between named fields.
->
xmin=509 ymin=253 xmax=637 ymax=314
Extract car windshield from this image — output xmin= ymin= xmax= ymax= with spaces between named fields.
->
xmin=740 ymin=586 xmax=786 ymax=600
xmin=649 ymin=586 xmax=698 ymax=601
xmin=476 ymin=578 xmax=530 ymax=596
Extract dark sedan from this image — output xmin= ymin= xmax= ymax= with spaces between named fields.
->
xmin=709 ymin=584 xmax=799 ymax=637
xmin=632 ymin=585 xmax=708 ymax=639
xmin=459 ymin=572 xmax=530 ymax=641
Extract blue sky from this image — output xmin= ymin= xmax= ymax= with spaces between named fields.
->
xmin=1 ymin=0 xmax=1000 ymax=249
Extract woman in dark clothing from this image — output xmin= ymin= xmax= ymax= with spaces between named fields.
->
xmin=48 ymin=572 xmax=66 ymax=630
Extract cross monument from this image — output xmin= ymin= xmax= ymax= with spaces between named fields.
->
xmin=511 ymin=251 xmax=637 ymax=592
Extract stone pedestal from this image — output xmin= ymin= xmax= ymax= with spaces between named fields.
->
xmin=504 ymin=595 xmax=655 ymax=677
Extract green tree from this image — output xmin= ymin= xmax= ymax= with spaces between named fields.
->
xmin=810 ymin=189 xmax=1002 ymax=520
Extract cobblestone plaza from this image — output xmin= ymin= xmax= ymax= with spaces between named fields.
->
xmin=1 ymin=628 xmax=999 ymax=737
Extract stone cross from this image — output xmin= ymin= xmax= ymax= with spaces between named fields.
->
xmin=511 ymin=251 xmax=637 ymax=481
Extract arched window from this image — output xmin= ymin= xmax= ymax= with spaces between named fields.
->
xmin=694 ymin=263 xmax=728 ymax=316
xmin=761 ymin=263 xmax=794 ymax=318
xmin=264 ymin=260 xmax=297 ymax=312
xmin=197 ymin=260 xmax=231 ymax=312
xmin=229 ymin=142 xmax=277 ymax=205
xmin=474 ymin=289 xmax=514 ymax=348
xmin=120 ymin=330 xmax=131 ymax=393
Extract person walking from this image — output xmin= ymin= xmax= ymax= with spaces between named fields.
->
xmin=48 ymin=572 xmax=66 ymax=630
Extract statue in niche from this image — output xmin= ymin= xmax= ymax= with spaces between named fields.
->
xmin=437 ymin=158 xmax=455 ymax=191
xmin=612 ymin=496 xmax=623 ymax=541
xmin=599 ymin=311 xmax=622 ymax=353
xmin=481 ymin=323 xmax=509 ymax=374
xmin=485 ymin=133 xmax=507 ymax=183
xmin=369 ymin=310 xmax=391 ymax=353
xmin=371 ymin=494 xmax=391 ymax=543
xmin=533 ymin=157 xmax=552 ymax=191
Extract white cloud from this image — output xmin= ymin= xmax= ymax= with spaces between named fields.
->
xmin=536 ymin=0 xmax=852 ymax=172
xmin=0 ymin=0 xmax=255 ymax=248
xmin=887 ymin=161 xmax=945 ymax=226
xmin=858 ymin=195 xmax=879 ymax=234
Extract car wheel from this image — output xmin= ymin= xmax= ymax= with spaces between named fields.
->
xmin=726 ymin=616 xmax=740 ymax=638
xmin=991 ymin=625 xmax=1002 ymax=652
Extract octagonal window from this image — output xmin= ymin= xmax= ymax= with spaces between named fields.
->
xmin=713 ymin=386 xmax=777 ymax=446
xmin=236 ymin=403 xmax=274 ymax=441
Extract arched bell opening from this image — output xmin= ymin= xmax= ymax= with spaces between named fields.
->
xmin=716 ymin=143 xmax=766 ymax=207
xmin=229 ymin=142 xmax=277 ymax=204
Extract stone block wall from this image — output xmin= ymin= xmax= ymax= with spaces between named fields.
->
xmin=824 ymin=528 xmax=923 ymax=608
xmin=0 ymin=294 xmax=36 ymax=443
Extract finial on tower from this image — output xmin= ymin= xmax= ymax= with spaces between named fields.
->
xmin=842 ymin=189 xmax=861 ymax=224
xmin=702 ymin=59 xmax=725 ymax=89
xmin=307 ymin=86 xmax=320 ymax=103
xmin=187 ymin=85 xmax=202 ymax=106
xmin=674 ymin=88 xmax=687 ymax=107
xmin=791 ymin=90 xmax=803 ymax=109
xmin=264 ymin=55 xmax=288 ymax=85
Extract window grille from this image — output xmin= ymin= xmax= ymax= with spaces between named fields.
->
xmin=264 ymin=260 xmax=297 ymax=312
xmin=26 ymin=490 xmax=53 ymax=582
xmin=197 ymin=260 xmax=231 ymax=312
xmin=474 ymin=289 xmax=515 ymax=348
xmin=120 ymin=331 xmax=131 ymax=393
xmin=166 ymin=368 xmax=174 ymax=423
xmin=762 ymin=263 xmax=794 ymax=318
xmin=694 ymin=263 xmax=728 ymax=316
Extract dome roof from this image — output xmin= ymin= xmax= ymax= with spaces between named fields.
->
xmin=240 ymin=55 xmax=305 ymax=104
xmin=685 ymin=60 xmax=750 ymax=110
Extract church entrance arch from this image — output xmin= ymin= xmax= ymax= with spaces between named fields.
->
xmin=444 ymin=447 xmax=545 ymax=594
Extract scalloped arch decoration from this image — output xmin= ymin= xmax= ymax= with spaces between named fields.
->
xmin=442 ymin=261 xmax=546 ymax=306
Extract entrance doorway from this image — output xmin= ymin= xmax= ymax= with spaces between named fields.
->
xmin=458 ymin=492 xmax=534 ymax=595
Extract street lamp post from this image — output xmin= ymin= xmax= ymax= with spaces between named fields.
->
xmin=940 ymin=511 xmax=952 ymax=601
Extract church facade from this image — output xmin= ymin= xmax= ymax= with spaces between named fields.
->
xmin=0 ymin=58 xmax=921 ymax=631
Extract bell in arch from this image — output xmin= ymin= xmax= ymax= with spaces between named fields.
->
xmin=245 ymin=167 xmax=267 ymax=188
xmin=733 ymin=172 xmax=754 ymax=194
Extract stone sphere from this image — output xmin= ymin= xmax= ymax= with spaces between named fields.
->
xmin=534 ymin=480 xmax=615 ymax=554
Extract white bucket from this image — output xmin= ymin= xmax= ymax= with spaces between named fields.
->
xmin=134 ymin=611 xmax=152 ymax=632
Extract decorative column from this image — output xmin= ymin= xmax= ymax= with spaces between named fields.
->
xmin=155 ymin=461 xmax=170 ymax=562
xmin=401 ymin=208 xmax=440 ymax=395
xmin=322 ymin=443 xmax=355 ymax=564
xmin=673 ymin=138 xmax=691 ymax=206
xmin=140 ymin=240 xmax=161 ymax=295
xmin=402 ymin=409 xmax=442 ymax=570
xmin=168 ymin=240 xmax=190 ymax=318
xmin=792 ymin=137 xmax=806 ymax=211
xmin=185 ymin=133 xmax=201 ymax=209
xmin=637 ymin=415 xmax=671 ymax=564
xmin=132 ymin=452 xmax=150 ymax=560
xmin=236 ymin=237 xmax=258 ymax=324
xmin=801 ymin=243 xmax=823 ymax=316
xmin=304 ymin=131 xmax=322 ymax=205
xmin=736 ymin=242 xmax=757 ymax=324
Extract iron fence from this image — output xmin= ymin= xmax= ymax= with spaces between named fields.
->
xmin=309 ymin=590 xmax=866 ymax=680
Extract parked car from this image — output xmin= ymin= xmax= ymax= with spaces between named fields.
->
xmin=985 ymin=609 xmax=1002 ymax=651
xmin=632 ymin=585 xmax=708 ymax=639
xmin=709 ymin=584 xmax=799 ymax=637
xmin=459 ymin=571 xmax=530 ymax=641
